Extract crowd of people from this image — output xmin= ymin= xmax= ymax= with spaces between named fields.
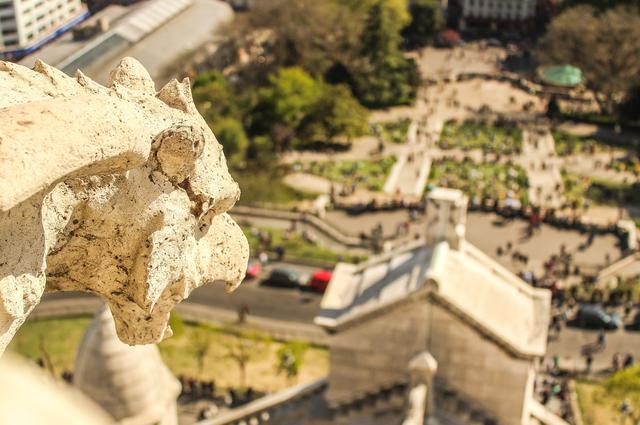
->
xmin=177 ymin=375 xmax=260 ymax=421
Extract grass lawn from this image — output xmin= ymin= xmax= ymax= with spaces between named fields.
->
xmin=298 ymin=157 xmax=396 ymax=192
xmin=610 ymin=156 xmax=640 ymax=175
xmin=576 ymin=367 xmax=640 ymax=425
xmin=553 ymin=131 xmax=606 ymax=156
xmin=428 ymin=159 xmax=529 ymax=204
xmin=233 ymin=166 xmax=316 ymax=206
xmin=562 ymin=172 xmax=640 ymax=208
xmin=439 ymin=120 xmax=523 ymax=154
xmin=562 ymin=171 xmax=592 ymax=208
xmin=372 ymin=118 xmax=411 ymax=144
xmin=242 ymin=226 xmax=365 ymax=264
xmin=8 ymin=316 xmax=329 ymax=392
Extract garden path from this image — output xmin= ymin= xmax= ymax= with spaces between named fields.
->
xmin=383 ymin=120 xmax=432 ymax=197
xmin=518 ymin=128 xmax=564 ymax=208
xmin=564 ymin=153 xmax=636 ymax=184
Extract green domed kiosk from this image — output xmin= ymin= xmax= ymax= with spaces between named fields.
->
xmin=537 ymin=65 xmax=584 ymax=88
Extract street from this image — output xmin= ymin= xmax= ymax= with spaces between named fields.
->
xmin=42 ymin=261 xmax=324 ymax=325
xmin=40 ymin=258 xmax=640 ymax=374
xmin=548 ymin=325 xmax=640 ymax=373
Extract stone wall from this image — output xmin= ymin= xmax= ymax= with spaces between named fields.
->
xmin=326 ymin=298 xmax=431 ymax=403
xmin=326 ymin=296 xmax=535 ymax=425
xmin=429 ymin=302 xmax=534 ymax=425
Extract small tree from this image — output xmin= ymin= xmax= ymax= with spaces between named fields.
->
xmin=403 ymin=0 xmax=444 ymax=46
xmin=275 ymin=341 xmax=309 ymax=383
xmin=215 ymin=118 xmax=249 ymax=165
xmin=250 ymin=67 xmax=323 ymax=151
xmin=224 ymin=330 xmax=271 ymax=388
xmin=191 ymin=329 xmax=212 ymax=375
xmin=353 ymin=0 xmax=420 ymax=107
xmin=192 ymin=71 xmax=240 ymax=124
xmin=546 ymin=96 xmax=561 ymax=119
xmin=303 ymin=84 xmax=369 ymax=143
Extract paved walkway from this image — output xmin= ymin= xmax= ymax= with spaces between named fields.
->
xmin=518 ymin=128 xmax=564 ymax=208
xmin=276 ymin=44 xmax=638 ymax=220
xmin=383 ymin=120 xmax=432 ymax=197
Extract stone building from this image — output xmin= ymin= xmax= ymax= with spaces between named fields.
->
xmin=447 ymin=0 xmax=537 ymax=31
xmin=0 ymin=0 xmax=88 ymax=59
xmin=314 ymin=189 xmax=551 ymax=425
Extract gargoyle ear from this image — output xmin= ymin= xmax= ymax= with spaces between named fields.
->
xmin=154 ymin=125 xmax=205 ymax=182
xmin=156 ymin=78 xmax=197 ymax=114
xmin=108 ymin=57 xmax=155 ymax=95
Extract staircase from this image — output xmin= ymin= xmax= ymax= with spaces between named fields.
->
xmin=433 ymin=383 xmax=498 ymax=425
xmin=328 ymin=382 xmax=408 ymax=424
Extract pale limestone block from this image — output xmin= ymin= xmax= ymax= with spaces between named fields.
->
xmin=0 ymin=57 xmax=249 ymax=355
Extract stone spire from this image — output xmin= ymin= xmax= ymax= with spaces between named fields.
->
xmin=73 ymin=305 xmax=180 ymax=425
xmin=426 ymin=188 xmax=468 ymax=249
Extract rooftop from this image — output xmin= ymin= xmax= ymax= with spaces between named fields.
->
xmin=316 ymin=236 xmax=551 ymax=357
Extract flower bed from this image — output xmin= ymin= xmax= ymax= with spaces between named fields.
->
xmin=553 ymin=130 xmax=604 ymax=156
xmin=372 ymin=118 xmax=411 ymax=144
xmin=438 ymin=120 xmax=523 ymax=154
xmin=297 ymin=157 xmax=396 ymax=192
xmin=428 ymin=159 xmax=529 ymax=204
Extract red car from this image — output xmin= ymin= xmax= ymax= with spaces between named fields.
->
xmin=309 ymin=269 xmax=332 ymax=293
xmin=245 ymin=260 xmax=262 ymax=279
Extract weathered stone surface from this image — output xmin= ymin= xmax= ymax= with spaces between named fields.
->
xmin=74 ymin=306 xmax=180 ymax=425
xmin=0 ymin=57 xmax=249 ymax=355
xmin=0 ymin=354 xmax=114 ymax=424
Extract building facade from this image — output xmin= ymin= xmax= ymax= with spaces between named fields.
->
xmin=0 ymin=0 xmax=88 ymax=58
xmin=456 ymin=0 xmax=537 ymax=30
xmin=316 ymin=189 xmax=551 ymax=424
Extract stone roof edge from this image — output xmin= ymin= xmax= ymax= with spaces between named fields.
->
xmin=315 ymin=240 xmax=441 ymax=330
xmin=316 ymin=240 xmax=546 ymax=359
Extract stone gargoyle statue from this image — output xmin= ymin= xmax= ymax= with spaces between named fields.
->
xmin=0 ymin=57 xmax=249 ymax=356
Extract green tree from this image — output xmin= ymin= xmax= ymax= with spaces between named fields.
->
xmin=192 ymin=71 xmax=239 ymax=124
xmin=223 ymin=330 xmax=271 ymax=388
xmin=275 ymin=341 xmax=309 ymax=382
xmin=191 ymin=330 xmax=212 ymax=375
xmin=546 ymin=95 xmax=561 ymax=119
xmin=403 ymin=0 xmax=444 ymax=46
xmin=618 ymin=85 xmax=640 ymax=125
xmin=303 ymin=84 xmax=369 ymax=143
xmin=232 ymin=0 xmax=361 ymax=78
xmin=250 ymin=67 xmax=323 ymax=151
xmin=538 ymin=6 xmax=640 ymax=114
xmin=353 ymin=0 xmax=420 ymax=107
xmin=215 ymin=118 xmax=249 ymax=164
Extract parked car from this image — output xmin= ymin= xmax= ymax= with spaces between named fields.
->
xmin=264 ymin=268 xmax=305 ymax=288
xmin=626 ymin=311 xmax=640 ymax=331
xmin=309 ymin=269 xmax=333 ymax=293
xmin=245 ymin=260 xmax=262 ymax=279
xmin=575 ymin=305 xmax=622 ymax=330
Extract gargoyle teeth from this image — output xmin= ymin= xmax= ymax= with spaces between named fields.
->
xmin=156 ymin=78 xmax=197 ymax=114
xmin=108 ymin=57 xmax=156 ymax=95
xmin=33 ymin=59 xmax=73 ymax=86
xmin=75 ymin=70 xmax=108 ymax=94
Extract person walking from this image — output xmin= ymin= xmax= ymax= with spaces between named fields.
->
xmin=624 ymin=353 xmax=635 ymax=369
xmin=585 ymin=353 xmax=593 ymax=374
xmin=598 ymin=328 xmax=606 ymax=351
